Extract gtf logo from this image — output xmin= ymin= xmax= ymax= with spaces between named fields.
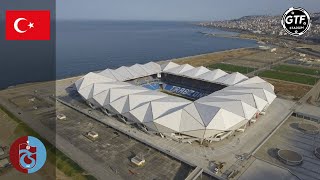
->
xmin=9 ymin=136 xmax=47 ymax=174
xmin=281 ymin=7 xmax=311 ymax=36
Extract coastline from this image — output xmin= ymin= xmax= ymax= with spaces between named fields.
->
xmin=0 ymin=46 xmax=258 ymax=91
xmin=2 ymin=23 xmax=261 ymax=90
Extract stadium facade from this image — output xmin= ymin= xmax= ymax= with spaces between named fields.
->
xmin=75 ymin=61 xmax=276 ymax=143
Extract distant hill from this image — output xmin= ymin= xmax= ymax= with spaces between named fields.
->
xmin=235 ymin=12 xmax=320 ymax=23
xmin=311 ymin=13 xmax=320 ymax=24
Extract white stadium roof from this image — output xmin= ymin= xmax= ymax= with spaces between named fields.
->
xmin=75 ymin=62 xmax=276 ymax=140
xmin=129 ymin=96 xmax=191 ymax=129
xmin=235 ymin=76 xmax=274 ymax=93
xmin=106 ymin=86 xmax=149 ymax=107
xmin=197 ymin=69 xmax=228 ymax=82
xmin=99 ymin=69 xmax=127 ymax=82
xmin=129 ymin=64 xmax=149 ymax=76
xmin=85 ymin=82 xmax=131 ymax=106
xmin=213 ymin=72 xmax=248 ymax=85
xmin=181 ymin=102 xmax=246 ymax=138
xmin=196 ymin=96 xmax=257 ymax=120
xmin=209 ymin=91 xmax=268 ymax=112
xmin=223 ymin=86 xmax=276 ymax=104
xmin=75 ymin=72 xmax=116 ymax=91
xmin=143 ymin=62 xmax=161 ymax=74
xmin=161 ymin=61 xmax=180 ymax=71
xmin=164 ymin=64 xmax=194 ymax=75
xmin=181 ymin=66 xmax=210 ymax=78
xmin=92 ymin=85 xmax=148 ymax=108
xmin=114 ymin=66 xmax=141 ymax=80
xmin=99 ymin=62 xmax=161 ymax=82
xmin=110 ymin=91 xmax=168 ymax=114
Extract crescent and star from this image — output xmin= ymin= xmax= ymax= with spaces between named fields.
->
xmin=14 ymin=18 xmax=34 ymax=34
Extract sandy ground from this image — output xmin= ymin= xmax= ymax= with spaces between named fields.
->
xmin=172 ymin=48 xmax=257 ymax=67
xmin=264 ymin=79 xmax=313 ymax=100
xmin=224 ymin=47 xmax=294 ymax=68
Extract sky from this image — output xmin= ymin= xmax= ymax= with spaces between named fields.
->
xmin=57 ymin=0 xmax=320 ymax=21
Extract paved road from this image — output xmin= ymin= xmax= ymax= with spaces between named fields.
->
xmin=221 ymin=98 xmax=295 ymax=178
xmin=299 ymin=80 xmax=320 ymax=104
xmin=0 ymin=97 xmax=121 ymax=180
xmin=233 ymin=79 xmax=320 ymax=179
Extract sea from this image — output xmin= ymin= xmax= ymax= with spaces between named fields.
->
xmin=0 ymin=21 xmax=257 ymax=89
xmin=56 ymin=21 xmax=257 ymax=78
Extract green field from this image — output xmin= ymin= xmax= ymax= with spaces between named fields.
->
xmin=273 ymin=64 xmax=320 ymax=76
xmin=208 ymin=63 xmax=255 ymax=74
xmin=0 ymin=106 xmax=96 ymax=180
xmin=258 ymin=70 xmax=319 ymax=85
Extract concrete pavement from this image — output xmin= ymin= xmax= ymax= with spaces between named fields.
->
xmin=0 ymin=96 xmax=121 ymax=180
xmin=57 ymin=93 xmax=295 ymax=179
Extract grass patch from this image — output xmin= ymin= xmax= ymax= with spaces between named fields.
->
xmin=272 ymin=64 xmax=320 ymax=76
xmin=0 ymin=105 xmax=96 ymax=180
xmin=258 ymin=70 xmax=319 ymax=85
xmin=208 ymin=63 xmax=255 ymax=74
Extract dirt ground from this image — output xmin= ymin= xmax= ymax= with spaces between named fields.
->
xmin=171 ymin=46 xmax=293 ymax=69
xmin=172 ymin=48 xmax=258 ymax=67
xmin=224 ymin=47 xmax=294 ymax=68
xmin=264 ymin=78 xmax=312 ymax=100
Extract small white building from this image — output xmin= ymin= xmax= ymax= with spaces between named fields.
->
xmin=87 ymin=131 xmax=99 ymax=140
xmin=299 ymin=53 xmax=306 ymax=57
xmin=57 ymin=114 xmax=67 ymax=120
xmin=131 ymin=154 xmax=145 ymax=166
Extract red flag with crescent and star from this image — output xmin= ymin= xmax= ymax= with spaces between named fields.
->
xmin=6 ymin=10 xmax=50 ymax=40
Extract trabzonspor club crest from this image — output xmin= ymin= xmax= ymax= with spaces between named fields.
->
xmin=19 ymin=142 xmax=37 ymax=169
xmin=10 ymin=136 xmax=47 ymax=174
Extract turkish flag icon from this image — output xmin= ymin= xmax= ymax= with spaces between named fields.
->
xmin=6 ymin=10 xmax=50 ymax=40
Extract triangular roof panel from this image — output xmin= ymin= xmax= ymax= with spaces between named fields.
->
xmin=206 ymin=109 xmax=245 ymax=130
xmin=143 ymin=62 xmax=161 ymax=74
xmin=75 ymin=72 xmax=116 ymax=90
xmin=108 ymin=86 xmax=149 ymax=103
xmin=129 ymin=64 xmax=149 ymax=76
xmin=214 ymin=72 xmax=248 ymax=85
xmin=161 ymin=61 xmax=180 ymax=71
xmin=181 ymin=66 xmax=210 ymax=78
xmin=99 ymin=69 xmax=127 ymax=81
xmin=164 ymin=64 xmax=194 ymax=75
xmin=197 ymin=69 xmax=228 ymax=82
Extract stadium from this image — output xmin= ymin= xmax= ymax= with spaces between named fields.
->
xmin=74 ymin=61 xmax=276 ymax=143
